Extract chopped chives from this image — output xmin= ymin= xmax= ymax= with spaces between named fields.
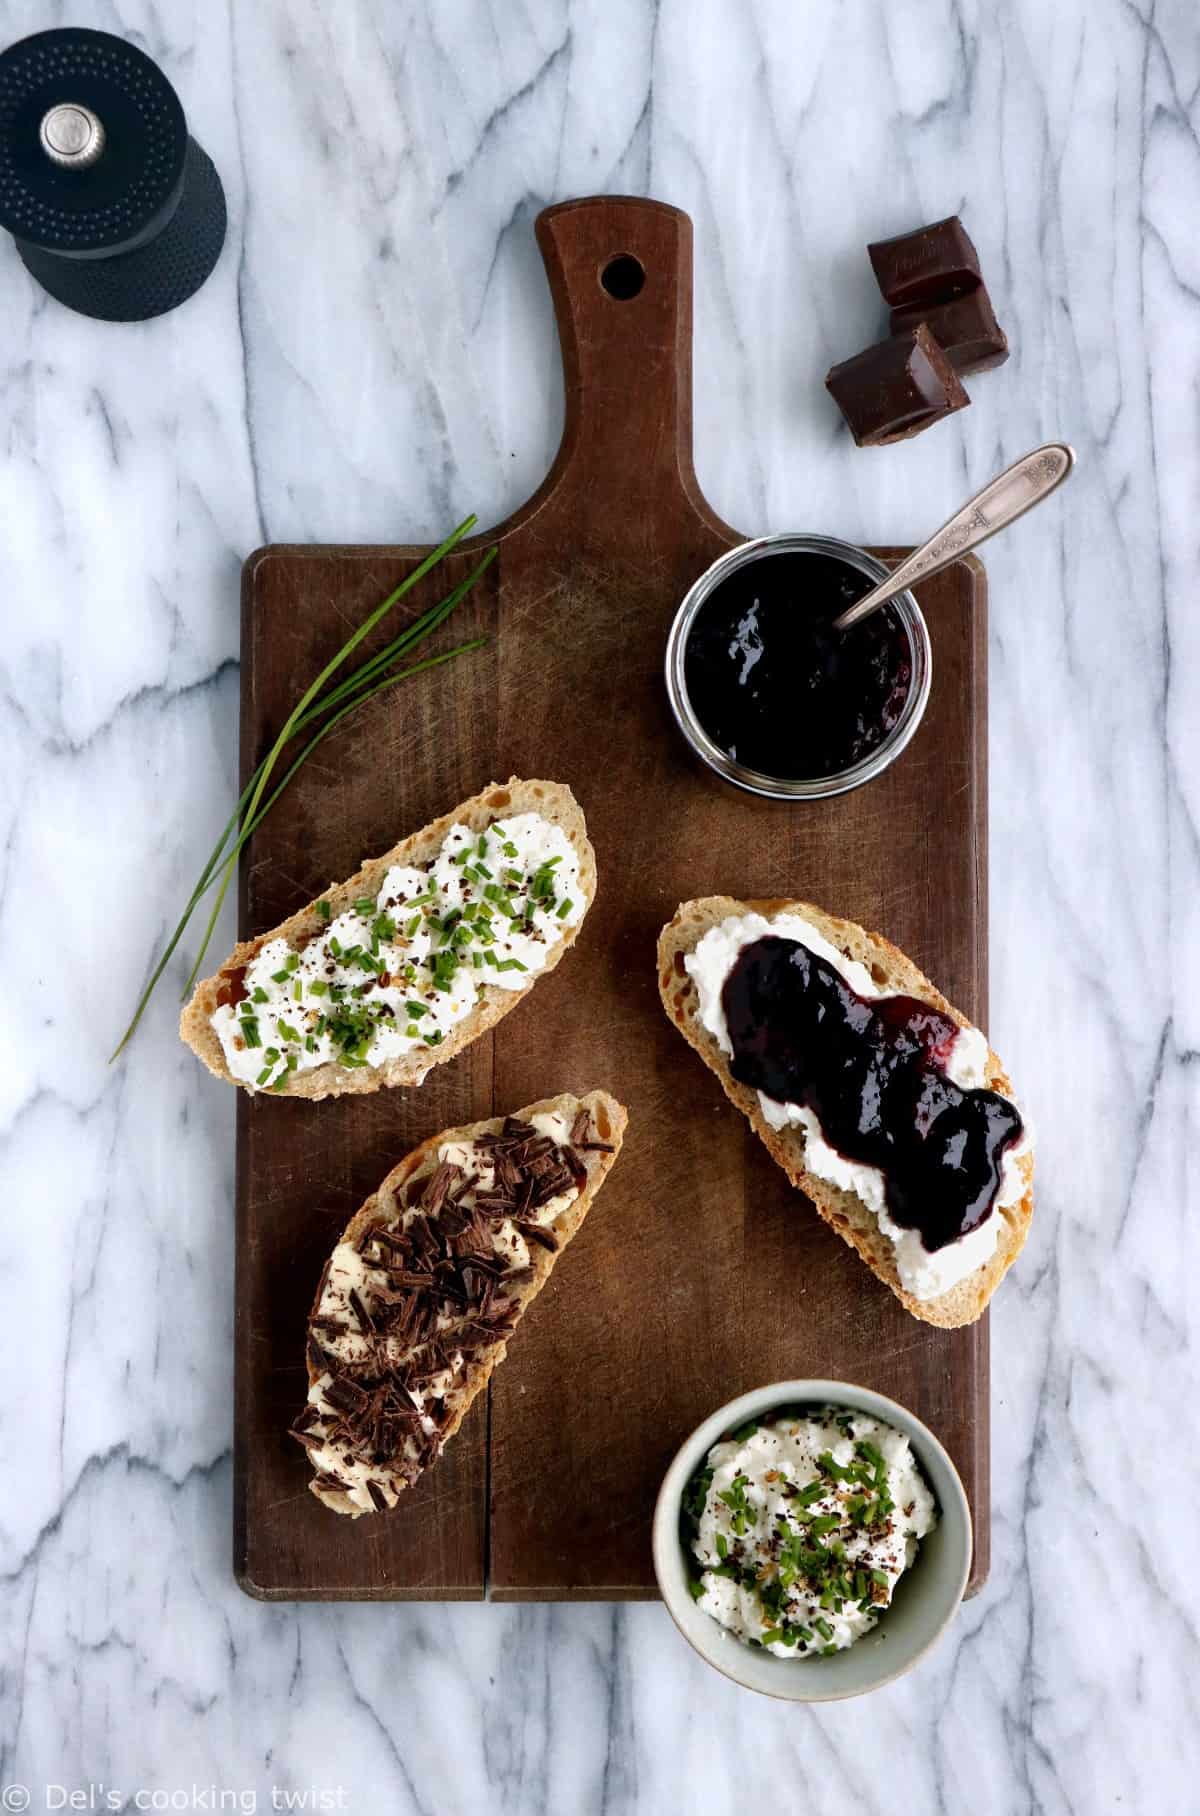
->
xmin=556 ymin=898 xmax=573 ymax=918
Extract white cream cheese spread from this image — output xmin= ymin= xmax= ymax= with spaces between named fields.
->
xmin=685 ymin=1406 xmax=936 ymax=1657
xmin=211 ymin=812 xmax=584 ymax=1092
xmin=300 ymin=1109 xmax=580 ymax=1513
xmin=685 ymin=910 xmax=1028 ymax=1300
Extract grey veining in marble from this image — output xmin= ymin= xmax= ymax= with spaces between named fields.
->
xmin=1 ymin=1 xmax=1197 ymax=1811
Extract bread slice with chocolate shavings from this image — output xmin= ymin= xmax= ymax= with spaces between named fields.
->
xmin=292 ymin=1089 xmax=627 ymax=1515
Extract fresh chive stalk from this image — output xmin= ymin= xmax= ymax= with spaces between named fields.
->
xmin=111 ymin=519 xmax=494 ymax=1060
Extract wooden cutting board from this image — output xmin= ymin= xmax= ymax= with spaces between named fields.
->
xmin=233 ymin=196 xmax=990 ymax=1601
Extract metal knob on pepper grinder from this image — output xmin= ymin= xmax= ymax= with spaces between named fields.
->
xmin=0 ymin=26 xmax=226 ymax=321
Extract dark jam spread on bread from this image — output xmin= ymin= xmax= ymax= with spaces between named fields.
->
xmin=682 ymin=552 xmax=912 ymax=779
xmin=722 ymin=935 xmax=1024 ymax=1251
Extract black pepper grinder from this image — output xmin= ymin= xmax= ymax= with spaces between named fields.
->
xmin=0 ymin=26 xmax=226 ymax=321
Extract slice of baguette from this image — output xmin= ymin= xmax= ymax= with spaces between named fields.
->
xmin=180 ymin=777 xmax=594 ymax=1100
xmin=292 ymin=1089 xmax=627 ymax=1515
xmin=657 ymin=897 xmax=1034 ymax=1328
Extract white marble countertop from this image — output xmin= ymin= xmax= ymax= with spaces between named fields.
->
xmin=2 ymin=1 xmax=1195 ymax=1810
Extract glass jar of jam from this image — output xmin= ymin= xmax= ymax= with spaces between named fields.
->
xmin=664 ymin=533 xmax=932 ymax=800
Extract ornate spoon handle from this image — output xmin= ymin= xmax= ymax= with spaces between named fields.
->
xmin=833 ymin=441 xmax=1076 ymax=631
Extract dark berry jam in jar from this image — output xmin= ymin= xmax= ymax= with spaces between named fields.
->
xmin=665 ymin=535 xmax=932 ymax=800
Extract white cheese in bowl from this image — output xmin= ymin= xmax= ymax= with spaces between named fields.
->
xmin=685 ymin=1407 xmax=937 ymax=1659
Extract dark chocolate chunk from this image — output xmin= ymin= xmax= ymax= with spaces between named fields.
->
xmin=868 ymin=215 xmax=982 ymax=308
xmin=825 ymin=324 xmax=969 ymax=446
xmin=890 ymin=288 xmax=1009 ymax=374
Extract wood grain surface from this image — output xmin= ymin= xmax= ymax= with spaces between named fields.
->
xmin=233 ymin=196 xmax=990 ymax=1601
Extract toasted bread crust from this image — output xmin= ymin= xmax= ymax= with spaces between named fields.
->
xmin=180 ymin=778 xmax=595 ymax=1100
xmin=302 ymin=1089 xmax=627 ymax=1514
xmin=656 ymin=896 xmax=1034 ymax=1329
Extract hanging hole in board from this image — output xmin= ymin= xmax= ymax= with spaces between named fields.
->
xmin=600 ymin=254 xmax=645 ymax=300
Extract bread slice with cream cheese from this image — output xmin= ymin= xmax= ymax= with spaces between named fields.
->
xmin=180 ymin=777 xmax=594 ymax=1100
xmin=657 ymin=896 xmax=1033 ymax=1329
xmin=291 ymin=1089 xmax=627 ymax=1515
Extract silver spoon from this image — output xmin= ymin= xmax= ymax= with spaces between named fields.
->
xmin=832 ymin=441 xmax=1076 ymax=631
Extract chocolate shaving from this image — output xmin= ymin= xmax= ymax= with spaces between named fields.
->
xmin=530 ymin=1166 xmax=574 ymax=1206
xmin=493 ymin=1150 xmax=521 ymax=1192
xmin=473 ymin=1189 xmax=518 ymax=1216
xmin=407 ymin=1216 xmax=437 ymax=1261
xmin=324 ymin=1373 xmax=371 ymax=1414
xmin=515 ymin=1220 xmax=559 ymax=1253
xmin=347 ymin=1287 xmax=373 ymax=1333
xmin=421 ymin=1161 xmax=461 ymax=1215
xmin=366 ymin=1479 xmax=389 ymax=1512
xmin=559 ymin=1145 xmax=589 ymax=1189
xmin=387 ymin=1268 xmax=433 ymax=1289
xmin=299 ymin=1108 xmax=592 ymax=1505
xmin=367 ymin=1226 xmax=410 ymax=1255
xmin=313 ymin=1471 xmax=353 ymax=1495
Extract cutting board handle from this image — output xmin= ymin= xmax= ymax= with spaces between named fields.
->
xmin=527 ymin=196 xmax=727 ymax=540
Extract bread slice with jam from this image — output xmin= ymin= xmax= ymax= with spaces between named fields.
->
xmin=657 ymin=896 xmax=1033 ymax=1329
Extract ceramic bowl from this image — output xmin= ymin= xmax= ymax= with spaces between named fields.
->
xmin=652 ymin=1379 xmax=971 ymax=1701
